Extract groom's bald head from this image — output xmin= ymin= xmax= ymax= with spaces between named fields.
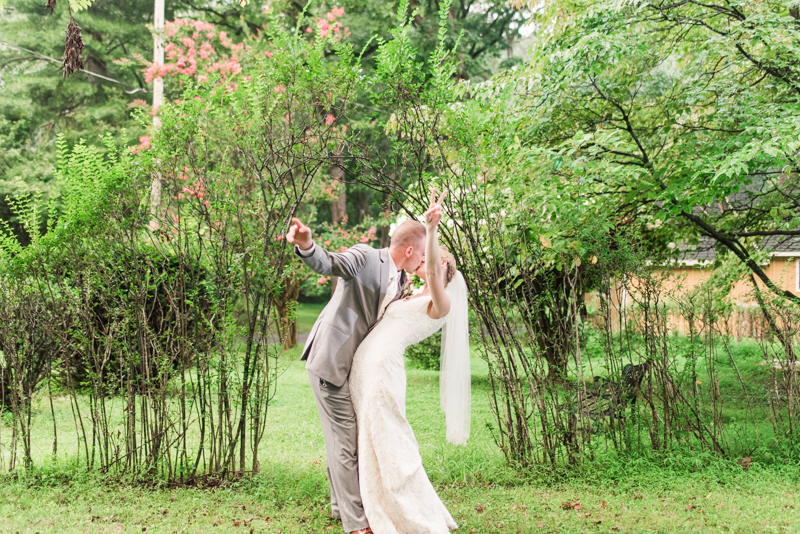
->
xmin=388 ymin=220 xmax=426 ymax=273
xmin=389 ymin=220 xmax=426 ymax=251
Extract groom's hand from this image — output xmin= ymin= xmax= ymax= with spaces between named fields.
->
xmin=286 ymin=217 xmax=313 ymax=250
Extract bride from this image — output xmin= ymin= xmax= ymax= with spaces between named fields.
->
xmin=350 ymin=189 xmax=471 ymax=534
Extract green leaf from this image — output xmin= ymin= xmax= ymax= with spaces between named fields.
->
xmin=69 ymin=0 xmax=95 ymax=12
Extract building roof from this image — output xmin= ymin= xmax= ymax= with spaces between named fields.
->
xmin=679 ymin=235 xmax=800 ymax=264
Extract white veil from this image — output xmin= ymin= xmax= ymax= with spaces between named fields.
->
xmin=440 ymin=270 xmax=471 ymax=445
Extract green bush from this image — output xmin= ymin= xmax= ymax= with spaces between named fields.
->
xmin=405 ymin=330 xmax=442 ymax=370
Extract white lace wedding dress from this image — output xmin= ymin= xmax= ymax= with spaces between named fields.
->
xmin=350 ymin=294 xmax=458 ymax=534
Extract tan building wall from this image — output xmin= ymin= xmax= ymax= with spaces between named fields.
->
xmin=586 ymin=256 xmax=800 ymax=338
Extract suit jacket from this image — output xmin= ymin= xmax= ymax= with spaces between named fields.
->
xmin=297 ymin=243 xmax=404 ymax=387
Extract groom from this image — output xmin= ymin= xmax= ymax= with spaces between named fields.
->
xmin=285 ymin=217 xmax=427 ymax=534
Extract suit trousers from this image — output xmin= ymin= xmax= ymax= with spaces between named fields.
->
xmin=308 ymin=370 xmax=368 ymax=532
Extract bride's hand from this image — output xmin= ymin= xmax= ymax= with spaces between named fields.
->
xmin=423 ymin=187 xmax=447 ymax=228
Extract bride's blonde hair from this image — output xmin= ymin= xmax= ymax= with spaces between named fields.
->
xmin=440 ymin=247 xmax=457 ymax=286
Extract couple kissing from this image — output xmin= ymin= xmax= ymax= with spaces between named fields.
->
xmin=285 ymin=189 xmax=470 ymax=534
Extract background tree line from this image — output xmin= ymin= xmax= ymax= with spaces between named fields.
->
xmin=1 ymin=0 xmax=799 ymax=475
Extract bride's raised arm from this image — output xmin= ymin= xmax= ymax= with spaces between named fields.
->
xmin=424 ymin=188 xmax=451 ymax=320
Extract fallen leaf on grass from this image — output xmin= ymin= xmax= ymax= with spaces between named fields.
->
xmin=686 ymin=504 xmax=697 ymax=512
xmin=717 ymin=503 xmax=724 ymax=509
xmin=601 ymin=501 xmax=607 ymax=508
xmin=611 ymin=526 xmax=619 ymax=531
xmin=475 ymin=505 xmax=486 ymax=513
xmin=561 ymin=501 xmax=581 ymax=510
xmin=738 ymin=457 xmax=752 ymax=471
xmin=633 ymin=493 xmax=643 ymax=500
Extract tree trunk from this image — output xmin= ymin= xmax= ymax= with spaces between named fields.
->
xmin=330 ymin=149 xmax=347 ymax=225
xmin=379 ymin=191 xmax=390 ymax=248
xmin=273 ymin=276 xmax=300 ymax=349
xmin=330 ymin=146 xmax=347 ymax=296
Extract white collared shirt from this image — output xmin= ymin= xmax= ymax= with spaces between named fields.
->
xmin=379 ymin=252 xmax=400 ymax=317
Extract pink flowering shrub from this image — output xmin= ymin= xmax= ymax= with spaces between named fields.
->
xmin=308 ymin=7 xmax=347 ymax=40
xmin=141 ymin=19 xmax=244 ymax=89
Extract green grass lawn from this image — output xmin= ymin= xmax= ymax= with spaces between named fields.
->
xmin=3 ymin=308 xmax=800 ymax=533
xmin=296 ymin=302 xmax=326 ymax=335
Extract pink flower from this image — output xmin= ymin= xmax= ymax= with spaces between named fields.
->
xmin=144 ymin=65 xmax=158 ymax=83
xmin=172 ymin=214 xmax=180 ymax=224
xmin=324 ymin=240 xmax=331 ymax=246
xmin=325 ymin=114 xmax=335 ymax=125
xmin=306 ymin=27 xmax=313 ymax=33
xmin=218 ymin=31 xmax=227 ymax=40
xmin=139 ymin=135 xmax=151 ymax=150
xmin=317 ymin=19 xmax=330 ymax=38
xmin=274 ymin=84 xmax=286 ymax=93
xmin=165 ymin=43 xmax=175 ymax=52
xmin=181 ymin=37 xmax=195 ymax=48
xmin=206 ymin=32 xmax=215 ymax=40
xmin=200 ymin=42 xmax=215 ymax=59
xmin=264 ymin=50 xmax=273 ymax=58
xmin=327 ymin=12 xmax=336 ymax=21
xmin=359 ymin=235 xmax=369 ymax=243
xmin=340 ymin=246 xmax=348 ymax=252
xmin=204 ymin=200 xmax=211 ymax=208
xmin=317 ymin=277 xmax=328 ymax=285
xmin=332 ymin=6 xmax=344 ymax=17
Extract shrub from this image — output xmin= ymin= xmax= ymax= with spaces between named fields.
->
xmin=405 ymin=330 xmax=442 ymax=370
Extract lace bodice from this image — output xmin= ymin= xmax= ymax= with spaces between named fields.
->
xmin=364 ymin=294 xmax=447 ymax=353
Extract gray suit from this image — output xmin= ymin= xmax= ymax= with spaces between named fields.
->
xmin=297 ymin=242 xmax=404 ymax=532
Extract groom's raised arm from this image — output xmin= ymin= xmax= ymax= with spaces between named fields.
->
xmin=286 ymin=217 xmax=369 ymax=280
